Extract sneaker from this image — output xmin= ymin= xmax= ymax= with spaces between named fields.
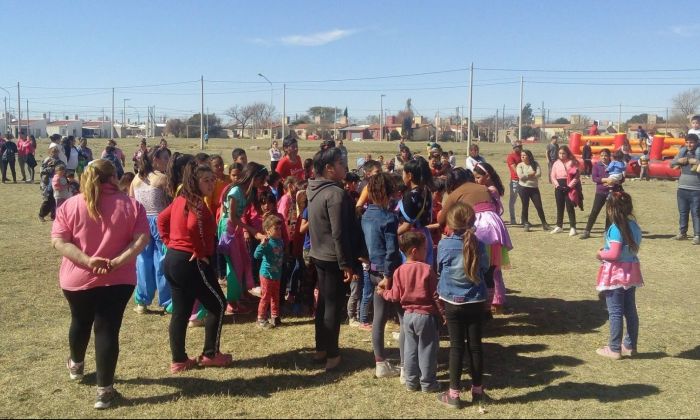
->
xmin=225 ymin=303 xmax=235 ymax=315
xmin=596 ymin=346 xmax=621 ymax=360
xmin=672 ymin=233 xmax=688 ymax=241
xmin=94 ymin=387 xmax=120 ymax=410
xmin=170 ymin=358 xmax=198 ymax=374
xmin=66 ymin=358 xmax=84 ymax=380
xmin=580 ymin=230 xmax=591 ymax=240
xmin=133 ymin=304 xmax=148 ymax=314
xmin=569 ymin=228 xmax=578 ymax=237
xmin=693 ymin=236 xmax=700 ymax=245
xmin=248 ymin=287 xmax=262 ymax=298
xmin=472 ymin=387 xmax=488 ymax=414
xmin=257 ymin=319 xmax=273 ymax=329
xmin=399 ymin=366 xmax=405 ymax=385
xmin=375 ymin=360 xmax=400 ymax=378
xmin=358 ymin=323 xmax=372 ymax=331
xmin=348 ymin=319 xmax=361 ymax=328
xmin=437 ymin=391 xmax=461 ymax=409
xmin=620 ymin=344 xmax=636 ymax=357
xmin=391 ymin=331 xmax=401 ymax=341
xmin=198 ymin=352 xmax=233 ymax=368
xmin=188 ymin=318 xmax=205 ymax=328
xmin=550 ymin=226 xmax=563 ymax=234
xmin=542 ymin=223 xmax=551 ymax=231
xmin=422 ymin=382 xmax=441 ymax=393
xmin=271 ymin=317 xmax=282 ymax=327
xmin=523 ymin=223 xmax=531 ymax=232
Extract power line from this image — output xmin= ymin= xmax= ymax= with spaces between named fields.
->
xmin=475 ymin=66 xmax=700 ymax=73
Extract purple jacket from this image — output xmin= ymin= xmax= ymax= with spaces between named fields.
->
xmin=592 ymin=161 xmax=624 ymax=195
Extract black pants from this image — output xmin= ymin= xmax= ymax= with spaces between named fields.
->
xmin=163 ymin=249 xmax=226 ymax=363
xmin=271 ymin=161 xmax=279 ymax=172
xmin=444 ymin=301 xmax=483 ymax=390
xmin=1 ymin=158 xmax=16 ymax=182
xmin=583 ymin=159 xmax=593 ymax=176
xmin=554 ymin=185 xmax=576 ymax=229
xmin=62 ymin=285 xmax=134 ymax=387
xmin=313 ymin=258 xmax=347 ymax=358
xmin=518 ymin=186 xmax=548 ymax=226
xmin=39 ymin=194 xmax=56 ymax=219
xmin=585 ymin=192 xmax=611 ymax=233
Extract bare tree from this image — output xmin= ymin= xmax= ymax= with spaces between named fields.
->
xmin=671 ymin=87 xmax=700 ymax=125
xmin=225 ymin=105 xmax=255 ymax=138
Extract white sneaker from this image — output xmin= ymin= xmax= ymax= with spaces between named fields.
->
xmin=349 ymin=319 xmax=361 ymax=328
xmin=550 ymin=226 xmax=563 ymax=234
xmin=569 ymin=228 xmax=578 ymax=236
xmin=375 ymin=360 xmax=400 ymax=378
xmin=133 ymin=304 xmax=147 ymax=314
xmin=399 ymin=366 xmax=406 ymax=385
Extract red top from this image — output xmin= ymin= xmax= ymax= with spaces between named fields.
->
xmin=383 ymin=261 xmax=443 ymax=317
xmin=588 ymin=125 xmax=599 ymax=136
xmin=158 ymin=196 xmax=217 ymax=259
xmin=275 ymin=155 xmax=305 ymax=181
xmin=506 ymin=152 xmax=522 ymax=181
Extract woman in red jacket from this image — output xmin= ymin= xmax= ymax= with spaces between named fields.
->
xmin=158 ymin=161 xmax=232 ymax=373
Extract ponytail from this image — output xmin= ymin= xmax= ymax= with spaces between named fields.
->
xmin=445 ymin=202 xmax=480 ymax=284
xmin=80 ymin=159 xmax=116 ymax=220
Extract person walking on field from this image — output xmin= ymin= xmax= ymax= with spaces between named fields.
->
xmin=550 ymin=146 xmax=580 ymax=236
xmin=670 ymin=134 xmax=700 ymax=245
xmin=51 ymin=159 xmax=150 ymax=409
xmin=545 ymin=135 xmax=559 ymax=183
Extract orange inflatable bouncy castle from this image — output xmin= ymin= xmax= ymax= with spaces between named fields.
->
xmin=568 ymin=132 xmax=681 ymax=179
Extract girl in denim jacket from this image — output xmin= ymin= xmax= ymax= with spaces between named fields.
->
xmin=361 ymin=173 xmax=404 ymax=379
xmin=436 ymin=202 xmax=490 ymax=411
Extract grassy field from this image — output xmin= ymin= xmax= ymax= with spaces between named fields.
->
xmin=0 ymin=137 xmax=698 ymax=418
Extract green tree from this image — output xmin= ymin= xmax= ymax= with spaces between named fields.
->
xmin=165 ymin=118 xmax=185 ymax=137
xmin=553 ymin=117 xmax=570 ymax=124
xmin=307 ymin=106 xmax=342 ymax=123
xmin=521 ymin=103 xmax=534 ymax=124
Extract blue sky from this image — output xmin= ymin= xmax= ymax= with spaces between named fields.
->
xmin=2 ymin=0 xmax=700 ymax=124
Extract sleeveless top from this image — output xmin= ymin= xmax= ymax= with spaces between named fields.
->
xmin=132 ymin=172 xmax=169 ymax=216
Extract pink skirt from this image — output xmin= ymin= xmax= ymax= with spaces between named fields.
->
xmin=596 ymin=261 xmax=644 ymax=291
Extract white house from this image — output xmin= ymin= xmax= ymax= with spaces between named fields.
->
xmin=46 ymin=120 xmax=83 ymax=138
xmin=82 ymin=120 xmax=114 ymax=138
xmin=10 ymin=119 xmax=48 ymax=138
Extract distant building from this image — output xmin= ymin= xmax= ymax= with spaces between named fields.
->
xmin=47 ymin=120 xmax=83 ymax=138
xmin=82 ymin=120 xmax=114 ymax=138
xmin=10 ymin=119 xmax=47 ymax=138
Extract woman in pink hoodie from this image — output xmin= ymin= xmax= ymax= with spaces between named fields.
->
xmin=17 ymin=134 xmax=36 ymax=182
xmin=550 ymin=146 xmax=580 ymax=236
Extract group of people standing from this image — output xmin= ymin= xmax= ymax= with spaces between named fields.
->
xmin=0 ymin=133 xmax=37 ymax=183
xmin=40 ymin=131 xmax=659 ymax=412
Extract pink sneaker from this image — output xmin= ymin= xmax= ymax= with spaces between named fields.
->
xmin=358 ymin=323 xmax=372 ymax=332
xmin=198 ymin=352 xmax=233 ymax=368
xmin=620 ymin=344 xmax=636 ymax=357
xmin=170 ymin=358 xmax=198 ymax=374
xmin=596 ymin=346 xmax=621 ymax=360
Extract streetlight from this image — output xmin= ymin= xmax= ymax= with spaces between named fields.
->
xmin=258 ymin=73 xmax=273 ymax=141
xmin=380 ymin=94 xmax=386 ymax=141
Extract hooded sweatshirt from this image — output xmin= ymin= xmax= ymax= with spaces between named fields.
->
xmin=307 ymin=177 xmax=357 ymax=268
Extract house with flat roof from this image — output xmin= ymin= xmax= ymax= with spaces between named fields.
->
xmin=47 ymin=120 xmax=83 ymax=138
xmin=10 ymin=119 xmax=47 ymax=138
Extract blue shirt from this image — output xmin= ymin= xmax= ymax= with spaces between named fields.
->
xmin=607 ymin=160 xmax=626 ymax=175
xmin=603 ymin=221 xmax=642 ymax=263
xmin=254 ymin=238 xmax=285 ymax=280
xmin=302 ymin=208 xmax=311 ymax=250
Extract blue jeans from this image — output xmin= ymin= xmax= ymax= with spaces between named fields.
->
xmin=603 ymin=287 xmax=639 ymax=352
xmin=508 ymin=180 xmax=520 ymax=224
xmin=677 ymin=188 xmax=700 ymax=236
xmin=135 ymin=215 xmax=171 ymax=307
xmin=359 ymin=268 xmax=373 ymax=324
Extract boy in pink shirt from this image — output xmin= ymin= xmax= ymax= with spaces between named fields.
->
xmin=379 ymin=231 xmax=444 ymax=393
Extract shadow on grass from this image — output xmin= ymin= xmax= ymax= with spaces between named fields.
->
xmin=496 ymin=381 xmax=660 ymax=404
xmin=676 ymin=345 xmax=700 ymax=360
xmin=487 ymin=294 xmax=608 ymax=337
xmin=117 ymin=347 xmax=373 ymax=406
xmin=235 ymin=347 xmax=374 ymax=371
xmin=642 ymin=233 xmax=676 ymax=240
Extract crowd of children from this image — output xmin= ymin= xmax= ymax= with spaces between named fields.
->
xmin=39 ymin=132 xmax=658 ymax=411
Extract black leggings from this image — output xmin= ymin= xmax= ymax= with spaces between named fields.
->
xmin=554 ymin=185 xmax=576 ymax=229
xmin=313 ymin=258 xmax=347 ymax=359
xmin=518 ymin=186 xmax=548 ymax=226
xmin=62 ymin=284 xmax=134 ymax=387
xmin=444 ymin=301 xmax=483 ymax=390
xmin=163 ymin=249 xmax=226 ymax=363
xmin=585 ymin=192 xmax=611 ymax=233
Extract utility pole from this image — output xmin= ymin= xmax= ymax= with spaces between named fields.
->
xmin=283 ymin=84 xmax=286 ymax=138
xmin=111 ymin=88 xmax=115 ymax=138
xmin=200 ymin=75 xmax=204 ymax=150
xmin=467 ymin=62 xmax=473 ymax=149
xmin=459 ymin=106 xmax=464 ymax=142
xmin=666 ymin=107 xmax=669 ymax=135
xmin=502 ymin=104 xmax=506 ymax=143
xmin=380 ymin=94 xmax=385 ymax=141
xmin=495 ymin=108 xmax=499 ymax=143
xmin=541 ymin=101 xmax=545 ymax=143
xmin=334 ymin=107 xmax=337 ymax=140
xmin=519 ymin=76 xmax=523 ymax=141
xmin=618 ymin=103 xmax=622 ymax=133
xmin=17 ymin=82 xmax=21 ymax=137
xmin=26 ymin=99 xmax=29 ymax=137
